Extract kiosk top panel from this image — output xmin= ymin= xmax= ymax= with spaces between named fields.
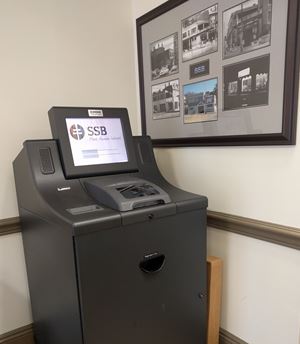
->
xmin=48 ymin=107 xmax=138 ymax=178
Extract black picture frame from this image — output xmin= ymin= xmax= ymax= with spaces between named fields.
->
xmin=136 ymin=0 xmax=300 ymax=147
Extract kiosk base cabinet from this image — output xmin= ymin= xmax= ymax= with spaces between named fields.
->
xmin=14 ymin=107 xmax=208 ymax=344
xmin=76 ymin=210 xmax=207 ymax=344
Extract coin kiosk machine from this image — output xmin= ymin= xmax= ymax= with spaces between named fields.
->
xmin=13 ymin=107 xmax=208 ymax=344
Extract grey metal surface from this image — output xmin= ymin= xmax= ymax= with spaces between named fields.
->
xmin=13 ymin=133 xmax=208 ymax=344
xmin=84 ymin=176 xmax=171 ymax=211
xmin=20 ymin=209 xmax=83 ymax=344
xmin=75 ymin=209 xmax=207 ymax=344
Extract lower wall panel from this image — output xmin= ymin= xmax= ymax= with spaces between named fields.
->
xmin=0 ymin=211 xmax=300 ymax=344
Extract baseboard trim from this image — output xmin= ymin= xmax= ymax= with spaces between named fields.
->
xmin=219 ymin=328 xmax=248 ymax=344
xmin=207 ymin=210 xmax=300 ymax=250
xmin=1 ymin=212 xmax=300 ymax=250
xmin=0 ymin=324 xmax=246 ymax=344
xmin=0 ymin=324 xmax=34 ymax=344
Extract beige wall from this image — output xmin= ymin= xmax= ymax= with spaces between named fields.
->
xmin=0 ymin=234 xmax=32 ymax=333
xmin=132 ymin=1 xmax=300 ymax=344
xmin=0 ymin=0 xmax=138 ymax=334
xmin=1 ymin=1 xmax=300 ymax=343
xmin=207 ymin=228 xmax=300 ymax=344
xmin=0 ymin=0 xmax=138 ymax=220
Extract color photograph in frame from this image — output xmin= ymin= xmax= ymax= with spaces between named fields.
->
xmin=184 ymin=78 xmax=218 ymax=124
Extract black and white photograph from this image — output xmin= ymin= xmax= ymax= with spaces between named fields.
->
xmin=223 ymin=54 xmax=270 ymax=111
xmin=223 ymin=0 xmax=272 ymax=59
xmin=152 ymin=79 xmax=180 ymax=120
xmin=150 ymin=33 xmax=179 ymax=80
xmin=183 ymin=78 xmax=218 ymax=124
xmin=182 ymin=4 xmax=218 ymax=62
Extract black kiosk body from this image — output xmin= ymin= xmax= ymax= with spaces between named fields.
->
xmin=13 ymin=107 xmax=208 ymax=344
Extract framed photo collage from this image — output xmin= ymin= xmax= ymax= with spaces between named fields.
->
xmin=137 ymin=0 xmax=300 ymax=146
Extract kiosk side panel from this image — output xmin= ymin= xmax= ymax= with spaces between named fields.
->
xmin=20 ymin=209 xmax=83 ymax=344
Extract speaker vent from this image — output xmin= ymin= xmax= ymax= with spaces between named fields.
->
xmin=39 ymin=148 xmax=55 ymax=174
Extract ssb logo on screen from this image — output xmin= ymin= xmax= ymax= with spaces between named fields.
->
xmin=70 ymin=124 xmax=107 ymax=140
xmin=70 ymin=124 xmax=85 ymax=140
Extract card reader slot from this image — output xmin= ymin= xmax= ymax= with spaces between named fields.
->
xmin=132 ymin=199 xmax=165 ymax=209
xmin=117 ymin=183 xmax=160 ymax=199
xmin=116 ymin=184 xmax=135 ymax=192
xmin=84 ymin=177 xmax=171 ymax=212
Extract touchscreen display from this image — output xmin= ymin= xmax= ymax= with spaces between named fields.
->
xmin=65 ymin=118 xmax=128 ymax=166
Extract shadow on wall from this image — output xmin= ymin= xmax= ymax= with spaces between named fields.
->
xmin=0 ymin=168 xmax=19 ymax=219
xmin=154 ymin=149 xmax=178 ymax=186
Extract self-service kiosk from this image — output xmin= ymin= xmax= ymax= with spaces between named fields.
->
xmin=13 ymin=107 xmax=208 ymax=344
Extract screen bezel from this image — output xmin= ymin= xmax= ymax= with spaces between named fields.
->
xmin=48 ymin=107 xmax=138 ymax=178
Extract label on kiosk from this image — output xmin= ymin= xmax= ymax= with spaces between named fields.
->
xmin=48 ymin=107 xmax=170 ymax=212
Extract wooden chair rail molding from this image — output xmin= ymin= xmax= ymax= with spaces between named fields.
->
xmin=207 ymin=210 xmax=300 ymax=251
xmin=1 ymin=211 xmax=300 ymax=250
xmin=0 ymin=217 xmax=21 ymax=236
